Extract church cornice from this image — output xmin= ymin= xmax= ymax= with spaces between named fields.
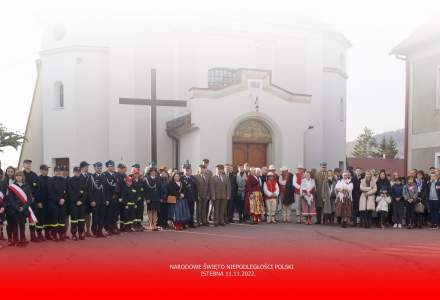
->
xmin=189 ymin=68 xmax=311 ymax=104
xmin=39 ymin=45 xmax=109 ymax=56
xmin=323 ymin=67 xmax=349 ymax=79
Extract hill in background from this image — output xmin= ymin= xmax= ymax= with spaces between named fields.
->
xmin=346 ymin=128 xmax=404 ymax=158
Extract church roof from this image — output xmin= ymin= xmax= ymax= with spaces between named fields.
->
xmin=391 ymin=19 xmax=440 ymax=56
xmin=166 ymin=113 xmax=193 ymax=137
xmin=189 ymin=68 xmax=311 ymax=103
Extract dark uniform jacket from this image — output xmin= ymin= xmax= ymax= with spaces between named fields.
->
xmin=35 ymin=175 xmax=50 ymax=207
xmin=144 ymin=176 xmax=162 ymax=203
xmin=88 ymin=173 xmax=105 ymax=205
xmin=103 ymin=171 xmax=117 ymax=203
xmin=68 ymin=175 xmax=87 ymax=206
xmin=182 ymin=175 xmax=197 ymax=202
xmin=121 ymin=184 xmax=138 ymax=206
xmin=24 ymin=170 xmax=39 ymax=199
xmin=48 ymin=176 xmax=68 ymax=205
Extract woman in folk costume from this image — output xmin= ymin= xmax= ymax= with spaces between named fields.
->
xmin=245 ymin=168 xmax=265 ymax=224
xmin=279 ymin=166 xmax=294 ymax=223
xmin=144 ymin=166 xmax=161 ymax=231
xmin=167 ymin=172 xmax=191 ymax=230
xmin=300 ymin=171 xmax=316 ymax=225
xmin=263 ymin=172 xmax=279 ymax=224
xmin=335 ymin=171 xmax=354 ymax=228
xmin=359 ymin=170 xmax=377 ymax=228
xmin=4 ymin=170 xmax=34 ymax=246
xmin=322 ymin=170 xmax=337 ymax=225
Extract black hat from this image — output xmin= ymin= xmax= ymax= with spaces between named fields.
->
xmin=117 ymin=163 xmax=126 ymax=169
xmin=132 ymin=163 xmax=140 ymax=169
xmin=320 ymin=162 xmax=327 ymax=167
xmin=183 ymin=160 xmax=191 ymax=170
xmin=73 ymin=167 xmax=80 ymax=173
xmin=23 ymin=159 xmax=32 ymax=164
xmin=105 ymin=160 xmax=115 ymax=168
xmin=39 ymin=164 xmax=50 ymax=170
xmin=93 ymin=162 xmax=103 ymax=168
xmin=79 ymin=161 xmax=89 ymax=168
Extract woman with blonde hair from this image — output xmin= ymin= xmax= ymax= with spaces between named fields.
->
xmin=359 ymin=170 xmax=377 ymax=228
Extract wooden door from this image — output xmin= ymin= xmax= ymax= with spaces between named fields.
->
xmin=248 ymin=144 xmax=266 ymax=167
xmin=55 ymin=158 xmax=70 ymax=175
xmin=233 ymin=143 xmax=267 ymax=167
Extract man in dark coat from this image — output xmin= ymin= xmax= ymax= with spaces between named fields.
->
xmin=182 ymin=161 xmax=198 ymax=228
xmin=33 ymin=164 xmax=50 ymax=241
xmin=88 ymin=162 xmax=106 ymax=237
xmin=103 ymin=160 xmax=119 ymax=235
xmin=226 ymin=164 xmax=238 ymax=223
xmin=23 ymin=159 xmax=39 ymax=241
xmin=48 ymin=166 xmax=68 ymax=241
xmin=68 ymin=167 xmax=88 ymax=240
xmin=350 ymin=167 xmax=362 ymax=227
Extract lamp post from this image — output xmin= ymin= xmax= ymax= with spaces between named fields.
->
xmin=303 ymin=125 xmax=314 ymax=169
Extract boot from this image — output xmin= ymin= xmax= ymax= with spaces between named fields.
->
xmin=366 ymin=211 xmax=371 ymax=228
xmin=37 ymin=231 xmax=45 ymax=242
xmin=0 ymin=227 xmax=5 ymax=240
xmin=30 ymin=229 xmax=38 ymax=242
xmin=45 ymin=229 xmax=53 ymax=241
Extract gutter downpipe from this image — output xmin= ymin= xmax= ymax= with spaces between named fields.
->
xmin=395 ymin=54 xmax=409 ymax=176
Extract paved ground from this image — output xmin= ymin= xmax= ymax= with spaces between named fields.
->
xmin=1 ymin=222 xmax=439 ymax=296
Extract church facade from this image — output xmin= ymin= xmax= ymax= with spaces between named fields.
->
xmin=20 ymin=16 xmax=350 ymax=172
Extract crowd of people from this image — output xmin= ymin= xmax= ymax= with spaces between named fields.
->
xmin=0 ymin=158 xmax=439 ymax=247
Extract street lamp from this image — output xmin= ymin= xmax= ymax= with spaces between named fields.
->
xmin=303 ymin=125 xmax=314 ymax=169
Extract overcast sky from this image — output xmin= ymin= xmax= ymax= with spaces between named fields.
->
xmin=0 ymin=0 xmax=438 ymax=166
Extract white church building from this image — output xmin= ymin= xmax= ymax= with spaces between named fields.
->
xmin=20 ymin=15 xmax=350 ymax=172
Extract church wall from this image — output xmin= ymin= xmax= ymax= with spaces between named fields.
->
xmin=40 ymin=48 xmax=109 ymax=172
xmin=190 ymin=89 xmax=309 ymax=170
xmin=179 ymin=129 xmax=201 ymax=169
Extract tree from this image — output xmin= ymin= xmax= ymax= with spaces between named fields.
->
xmin=0 ymin=123 xmax=25 ymax=153
xmin=352 ymin=127 xmax=378 ymax=158
xmin=385 ymin=136 xmax=399 ymax=159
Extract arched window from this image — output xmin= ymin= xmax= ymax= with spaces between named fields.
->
xmin=54 ymin=81 xmax=64 ymax=108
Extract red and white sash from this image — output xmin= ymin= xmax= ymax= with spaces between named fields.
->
xmin=8 ymin=183 xmax=38 ymax=223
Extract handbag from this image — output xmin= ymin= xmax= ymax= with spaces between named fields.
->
xmin=415 ymin=201 xmax=424 ymax=214
xmin=167 ymin=195 xmax=177 ymax=204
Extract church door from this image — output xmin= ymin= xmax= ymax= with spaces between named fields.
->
xmin=233 ymin=143 xmax=267 ymax=167
xmin=232 ymin=119 xmax=272 ymax=168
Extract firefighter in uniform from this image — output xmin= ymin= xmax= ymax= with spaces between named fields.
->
xmin=121 ymin=175 xmax=137 ymax=231
xmin=103 ymin=160 xmax=119 ymax=235
xmin=68 ymin=167 xmax=87 ymax=240
xmin=88 ymin=162 xmax=106 ymax=238
xmin=115 ymin=163 xmax=127 ymax=231
xmin=131 ymin=164 xmax=146 ymax=231
xmin=33 ymin=164 xmax=50 ymax=241
xmin=23 ymin=159 xmax=39 ymax=242
xmin=181 ymin=161 xmax=198 ymax=228
xmin=47 ymin=166 xmax=68 ymax=241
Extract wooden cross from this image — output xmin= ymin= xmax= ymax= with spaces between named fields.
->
xmin=119 ymin=69 xmax=187 ymax=164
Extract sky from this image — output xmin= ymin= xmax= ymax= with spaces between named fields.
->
xmin=0 ymin=0 xmax=438 ymax=167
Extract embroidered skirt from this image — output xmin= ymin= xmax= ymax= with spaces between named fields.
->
xmin=301 ymin=196 xmax=316 ymax=216
xmin=168 ymin=198 xmax=191 ymax=223
xmin=336 ymin=197 xmax=352 ymax=218
xmin=249 ymin=191 xmax=265 ymax=216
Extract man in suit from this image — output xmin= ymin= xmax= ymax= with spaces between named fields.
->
xmin=225 ymin=164 xmax=238 ymax=223
xmin=209 ymin=164 xmax=231 ymax=226
xmin=426 ymin=171 xmax=440 ymax=229
xmin=182 ymin=161 xmax=198 ymax=228
xmin=195 ymin=164 xmax=211 ymax=226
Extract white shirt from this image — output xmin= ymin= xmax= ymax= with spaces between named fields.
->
xmin=263 ymin=181 xmax=280 ymax=198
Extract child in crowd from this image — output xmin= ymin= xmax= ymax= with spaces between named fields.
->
xmin=391 ymin=177 xmax=404 ymax=228
xmin=376 ymin=189 xmax=391 ymax=229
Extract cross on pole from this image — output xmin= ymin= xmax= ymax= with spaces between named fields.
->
xmin=119 ymin=69 xmax=187 ymax=164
